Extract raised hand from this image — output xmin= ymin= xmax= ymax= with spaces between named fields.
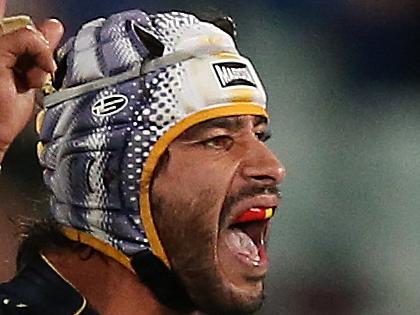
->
xmin=0 ymin=2 xmax=63 ymax=163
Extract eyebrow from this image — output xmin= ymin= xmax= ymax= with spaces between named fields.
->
xmin=181 ymin=115 xmax=268 ymax=139
xmin=203 ymin=117 xmax=243 ymax=131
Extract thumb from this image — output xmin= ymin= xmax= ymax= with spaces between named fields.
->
xmin=37 ymin=18 xmax=64 ymax=50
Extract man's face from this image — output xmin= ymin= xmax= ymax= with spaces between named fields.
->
xmin=151 ymin=115 xmax=285 ymax=314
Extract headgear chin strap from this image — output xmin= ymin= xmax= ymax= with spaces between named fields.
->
xmin=37 ymin=9 xmax=268 ymax=271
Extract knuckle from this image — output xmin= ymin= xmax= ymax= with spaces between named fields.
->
xmin=17 ymin=26 xmax=38 ymax=40
xmin=12 ymin=26 xmax=46 ymax=47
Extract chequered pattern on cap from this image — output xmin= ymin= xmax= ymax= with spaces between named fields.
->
xmin=38 ymin=9 xmax=266 ymax=257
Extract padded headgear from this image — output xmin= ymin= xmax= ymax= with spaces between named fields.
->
xmin=37 ymin=9 xmax=267 ymax=270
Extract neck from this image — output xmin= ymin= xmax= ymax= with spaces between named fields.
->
xmin=44 ymin=247 xmax=199 ymax=315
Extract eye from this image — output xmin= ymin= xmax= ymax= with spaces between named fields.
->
xmin=201 ymin=135 xmax=233 ymax=150
xmin=255 ymin=130 xmax=272 ymax=142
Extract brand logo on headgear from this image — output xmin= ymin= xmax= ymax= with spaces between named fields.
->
xmin=212 ymin=62 xmax=257 ymax=88
xmin=92 ymin=94 xmax=129 ymax=117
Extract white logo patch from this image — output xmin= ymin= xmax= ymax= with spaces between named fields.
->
xmin=212 ymin=62 xmax=257 ymax=88
xmin=92 ymin=94 xmax=129 ymax=117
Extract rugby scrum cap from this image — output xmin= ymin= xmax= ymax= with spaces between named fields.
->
xmin=37 ymin=9 xmax=268 ymax=271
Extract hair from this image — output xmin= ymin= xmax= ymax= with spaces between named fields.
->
xmin=18 ymin=12 xmax=236 ymax=313
xmin=16 ymin=217 xmax=79 ymax=271
xmin=14 ymin=149 xmax=196 ymax=312
xmin=15 ymin=216 xmax=195 ymax=312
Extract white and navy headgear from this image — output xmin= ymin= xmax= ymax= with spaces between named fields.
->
xmin=37 ymin=9 xmax=268 ymax=271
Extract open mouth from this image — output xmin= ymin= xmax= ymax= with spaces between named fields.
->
xmin=224 ymin=207 xmax=274 ymax=268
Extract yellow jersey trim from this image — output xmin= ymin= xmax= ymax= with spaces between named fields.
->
xmin=40 ymin=254 xmax=88 ymax=315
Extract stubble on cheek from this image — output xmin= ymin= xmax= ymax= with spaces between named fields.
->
xmin=151 ymin=186 xmax=231 ymax=307
xmin=150 ymin=150 xmax=256 ymax=313
xmin=152 ymin=188 xmax=220 ymax=276
xmin=152 ymin=189 xmax=265 ymax=315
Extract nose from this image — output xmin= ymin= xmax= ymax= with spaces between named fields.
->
xmin=240 ymin=139 xmax=286 ymax=186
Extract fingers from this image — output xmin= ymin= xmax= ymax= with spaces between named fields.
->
xmin=37 ymin=18 xmax=64 ymax=50
xmin=27 ymin=20 xmax=64 ymax=88
xmin=0 ymin=26 xmax=56 ymax=87
xmin=25 ymin=67 xmax=50 ymax=89
xmin=0 ymin=17 xmax=64 ymax=90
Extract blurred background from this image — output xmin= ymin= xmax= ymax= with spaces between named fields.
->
xmin=1 ymin=0 xmax=420 ymax=314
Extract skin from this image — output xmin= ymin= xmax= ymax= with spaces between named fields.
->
xmin=45 ymin=247 xmax=191 ymax=315
xmin=0 ymin=1 xmax=63 ymax=163
xmin=46 ymin=115 xmax=285 ymax=315
xmin=152 ymin=115 xmax=285 ymax=314
xmin=0 ymin=3 xmax=286 ymax=313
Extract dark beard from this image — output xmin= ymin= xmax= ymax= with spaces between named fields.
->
xmin=132 ymin=250 xmax=263 ymax=315
xmin=148 ymin=190 xmax=267 ymax=315
xmin=131 ymin=249 xmax=197 ymax=312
